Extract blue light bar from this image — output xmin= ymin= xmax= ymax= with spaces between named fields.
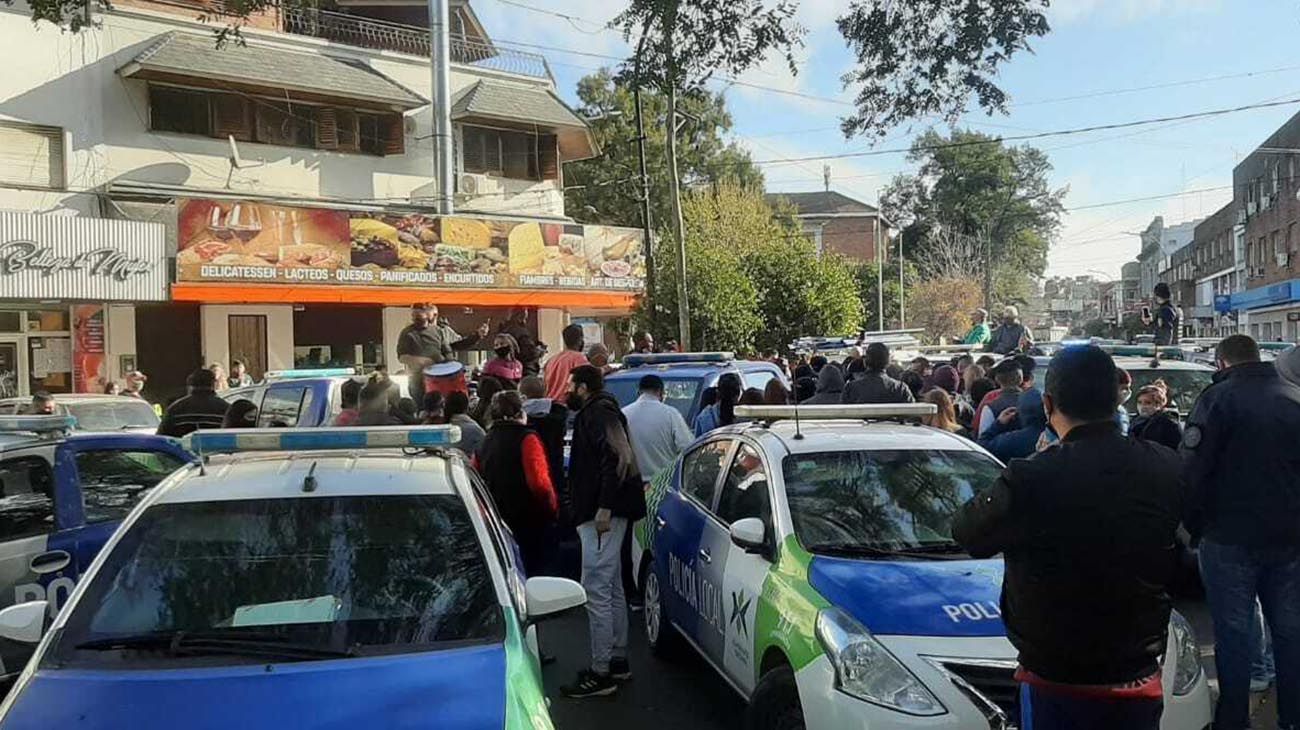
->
xmin=262 ymin=368 xmax=358 ymax=381
xmin=182 ymin=425 xmax=462 ymax=454
xmin=623 ymin=352 xmax=734 ymax=368
xmin=0 ymin=415 xmax=77 ymax=433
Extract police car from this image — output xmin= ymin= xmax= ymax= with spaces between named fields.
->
xmin=222 ymin=368 xmax=412 ymax=427
xmin=0 ymin=425 xmax=584 ymax=730
xmin=606 ymin=353 xmax=789 ymax=424
xmin=637 ymin=405 xmax=1212 ymax=730
xmin=0 ymin=416 xmax=193 ymax=679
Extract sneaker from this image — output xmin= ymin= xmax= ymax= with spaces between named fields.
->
xmin=560 ymin=670 xmax=618 ymax=698
xmin=609 ymin=657 xmax=632 ymax=681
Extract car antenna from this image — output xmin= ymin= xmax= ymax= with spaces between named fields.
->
xmin=195 ymin=432 xmax=207 ymax=476
xmin=302 ymin=461 xmax=319 ymax=493
xmin=792 ymin=404 xmax=804 ymax=440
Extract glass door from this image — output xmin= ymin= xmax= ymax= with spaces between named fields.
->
xmin=0 ymin=338 xmax=24 ymax=399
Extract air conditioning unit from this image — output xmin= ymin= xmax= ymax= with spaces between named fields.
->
xmin=458 ymin=173 xmax=500 ymax=196
xmin=1248 ymin=200 xmax=1259 ymax=216
xmin=1278 ymin=251 xmax=1292 ymax=268
xmin=1237 ymin=207 xmax=1248 ymax=224
xmin=1263 ymin=194 xmax=1274 ymax=210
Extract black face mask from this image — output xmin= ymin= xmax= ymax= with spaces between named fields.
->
xmin=495 ymin=347 xmax=512 ymax=358
xmin=565 ymin=392 xmax=585 ymax=411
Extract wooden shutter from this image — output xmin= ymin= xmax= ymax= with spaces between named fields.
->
xmin=212 ymin=94 xmax=252 ymax=141
xmin=255 ymin=104 xmax=297 ymax=147
xmin=462 ymin=126 xmax=484 ymax=172
xmin=0 ymin=122 xmax=64 ymax=189
xmin=336 ymin=110 xmax=359 ymax=153
xmin=381 ymin=114 xmax=405 ymax=156
xmin=315 ymin=107 xmax=338 ymax=150
xmin=539 ymin=134 xmax=559 ymax=180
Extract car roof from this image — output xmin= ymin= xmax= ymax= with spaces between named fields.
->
xmin=1109 ymin=357 xmax=1215 ymax=371
xmin=607 ymin=360 xmax=777 ymax=380
xmin=0 ymin=394 xmax=151 ymax=405
xmin=710 ymin=420 xmax=985 ymax=456
xmin=153 ymin=451 xmax=460 ymax=505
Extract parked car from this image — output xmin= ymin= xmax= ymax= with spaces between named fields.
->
xmin=0 ymin=395 xmax=159 ymax=434
xmin=605 ymin=353 xmax=789 ymax=425
xmin=0 ymin=415 xmax=194 ymax=679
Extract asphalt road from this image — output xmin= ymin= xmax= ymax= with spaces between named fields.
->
xmin=540 ymin=598 xmax=1279 ymax=730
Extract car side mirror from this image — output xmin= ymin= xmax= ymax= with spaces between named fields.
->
xmin=730 ymin=517 xmax=767 ymax=554
xmin=525 ymin=577 xmax=586 ymax=623
xmin=0 ymin=601 xmax=47 ymax=644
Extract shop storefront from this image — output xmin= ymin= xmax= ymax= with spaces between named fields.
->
xmin=1229 ymin=279 xmax=1300 ymax=342
xmin=0 ymin=212 xmax=168 ymax=398
xmin=166 ymin=198 xmax=644 ymax=378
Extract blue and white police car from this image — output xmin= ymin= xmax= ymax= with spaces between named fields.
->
xmin=605 ymin=353 xmax=789 ymax=425
xmin=0 ymin=425 xmax=584 ymax=730
xmin=636 ymin=404 xmax=1213 ymax=730
xmin=0 ymin=415 xmax=193 ymax=679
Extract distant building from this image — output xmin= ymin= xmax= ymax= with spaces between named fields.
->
xmin=765 ymin=191 xmax=888 ymax=263
xmin=1136 ymin=216 xmax=1202 ymax=299
xmin=1189 ymin=203 xmax=1241 ymax=337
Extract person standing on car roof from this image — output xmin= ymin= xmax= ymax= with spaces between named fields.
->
xmin=1144 ymin=282 xmax=1181 ymax=347
xmin=963 ymin=308 xmax=993 ymax=346
xmin=840 ymin=342 xmax=914 ymax=405
xmin=543 ymin=324 xmax=589 ymax=402
xmin=396 ymin=304 xmax=488 ymax=402
xmin=562 ymin=365 xmax=645 ymax=699
xmin=989 ymin=305 xmax=1034 ymax=354
xmin=954 ymin=345 xmax=1181 ymax=730
xmin=1182 ymin=334 xmax=1300 ymax=730
xmin=157 ymin=369 xmax=229 ymax=438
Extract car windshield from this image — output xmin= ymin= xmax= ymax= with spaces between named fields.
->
xmin=783 ymin=449 xmax=1002 ymax=552
xmin=47 ymin=495 xmax=502 ymax=667
xmin=606 ymin=376 xmax=702 ymax=422
xmin=1122 ymin=368 xmax=1215 ymax=416
xmin=65 ymin=401 xmax=160 ymax=431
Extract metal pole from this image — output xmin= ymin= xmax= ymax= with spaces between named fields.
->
xmin=429 ymin=0 xmax=454 ymax=215
xmin=633 ymin=37 xmax=656 ymax=324
xmin=897 ymin=230 xmax=905 ymax=328
xmin=666 ymin=82 xmax=690 ymax=348
xmin=876 ymin=214 xmax=884 ymax=331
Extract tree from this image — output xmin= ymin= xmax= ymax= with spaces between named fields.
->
xmin=882 ymin=129 xmax=1066 ymax=307
xmin=742 ymin=240 xmax=863 ymax=353
xmin=906 ymin=277 xmax=984 ymax=343
xmin=853 ymin=259 xmax=915 ymax=332
xmin=616 ymin=0 xmax=805 ymax=349
xmin=565 ymin=71 xmax=763 ymax=233
xmin=837 ymin=0 xmax=1051 ymax=138
xmin=644 ymin=236 xmax=760 ymax=354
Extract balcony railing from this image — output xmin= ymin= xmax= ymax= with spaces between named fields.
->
xmin=282 ymin=7 xmax=552 ymax=80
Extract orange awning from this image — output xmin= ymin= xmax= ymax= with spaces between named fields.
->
xmin=170 ymin=283 xmax=640 ymax=310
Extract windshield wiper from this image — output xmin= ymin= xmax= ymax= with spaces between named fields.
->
xmin=805 ymin=542 xmax=967 ymax=561
xmin=75 ymin=630 xmax=356 ymax=660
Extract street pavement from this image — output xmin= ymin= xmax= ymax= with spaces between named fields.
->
xmin=540 ymin=598 xmax=1280 ymax=730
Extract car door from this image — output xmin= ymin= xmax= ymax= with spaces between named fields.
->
xmin=58 ymin=437 xmax=192 ymax=591
xmin=702 ymin=440 xmax=777 ymax=694
xmin=656 ymin=437 xmax=733 ymax=648
xmin=0 ymin=448 xmax=59 ymax=676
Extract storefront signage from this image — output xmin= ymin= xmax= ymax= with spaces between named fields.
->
xmin=0 ymin=212 xmax=169 ymax=301
xmin=175 ymin=199 xmax=646 ymax=293
xmin=72 ymin=304 xmax=106 ymax=393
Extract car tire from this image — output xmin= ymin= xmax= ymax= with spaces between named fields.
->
xmin=745 ymin=665 xmax=804 ymax=730
xmin=641 ymin=557 xmax=682 ymax=659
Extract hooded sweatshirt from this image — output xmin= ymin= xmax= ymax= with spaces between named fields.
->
xmin=802 ymin=364 xmax=846 ymax=405
xmin=979 ymin=388 xmax=1047 ymax=462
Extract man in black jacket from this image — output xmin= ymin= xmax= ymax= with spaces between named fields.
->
xmin=560 ymin=365 xmax=645 ymax=699
xmin=954 ymin=345 xmax=1181 ymax=729
xmin=840 ymin=342 xmax=913 ymax=404
xmin=157 ymin=368 xmax=230 ymax=438
xmin=1182 ymin=334 xmax=1300 ymax=730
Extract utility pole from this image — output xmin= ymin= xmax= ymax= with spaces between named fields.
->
xmin=632 ymin=75 xmax=656 ymax=321
xmin=897 ymin=230 xmax=905 ymax=328
xmin=875 ymin=212 xmax=884 ymax=331
xmin=429 ymin=0 xmax=454 ymax=215
xmin=661 ymin=3 xmax=690 ymax=349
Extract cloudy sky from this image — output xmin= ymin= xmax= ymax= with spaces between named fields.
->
xmin=472 ymin=0 xmax=1300 ymax=279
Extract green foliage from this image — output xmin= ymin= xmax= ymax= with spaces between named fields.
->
xmin=852 ymin=260 xmax=914 ymax=332
xmin=906 ymin=277 xmax=984 ymax=343
xmin=566 ymin=71 xmax=763 ymax=230
xmin=645 ymin=233 xmax=760 ymax=353
xmin=882 ymin=129 xmax=1065 ymax=304
xmin=743 ymin=239 xmax=863 ymax=353
xmin=837 ymin=0 xmax=1051 ymax=137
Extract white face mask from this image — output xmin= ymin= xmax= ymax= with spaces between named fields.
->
xmin=1137 ymin=404 xmax=1158 ymax=418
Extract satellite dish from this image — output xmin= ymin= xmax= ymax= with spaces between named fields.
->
xmin=226 ymin=135 xmax=266 ymax=188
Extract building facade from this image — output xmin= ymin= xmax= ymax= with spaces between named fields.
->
xmin=765 ymin=191 xmax=887 ymax=263
xmin=1189 ymin=202 xmax=1240 ymax=337
xmin=1 ymin=0 xmax=642 ymax=401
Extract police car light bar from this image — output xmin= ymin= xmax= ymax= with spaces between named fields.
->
xmin=262 ymin=368 xmax=358 ymax=381
xmin=623 ymin=352 xmax=734 ymax=368
xmin=735 ymin=404 xmax=937 ymax=422
xmin=0 ymin=415 xmax=77 ymax=433
xmin=182 ymin=425 xmax=462 ymax=454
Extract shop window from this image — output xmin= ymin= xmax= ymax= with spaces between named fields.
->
xmin=0 ymin=121 xmax=64 ymax=190
xmin=26 ymin=310 xmax=69 ymax=332
xmin=0 ymin=312 xmax=21 ymax=333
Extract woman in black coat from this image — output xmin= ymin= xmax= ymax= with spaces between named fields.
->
xmin=1128 ymin=380 xmax=1182 ymax=451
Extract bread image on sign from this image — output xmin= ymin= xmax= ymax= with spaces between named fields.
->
xmin=508 ymin=223 xmax=546 ymax=273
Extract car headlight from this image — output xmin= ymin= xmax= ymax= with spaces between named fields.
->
xmin=1169 ymin=610 xmax=1203 ymax=696
xmin=815 ymin=607 xmax=945 ymax=716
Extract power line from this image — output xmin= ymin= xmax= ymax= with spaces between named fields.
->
xmin=1013 ymin=63 xmax=1300 ymax=107
xmin=486 ymin=0 xmax=614 ymax=34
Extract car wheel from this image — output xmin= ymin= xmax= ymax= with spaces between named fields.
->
xmin=642 ymin=557 xmax=681 ymax=658
xmin=745 ymin=666 xmax=804 ymax=730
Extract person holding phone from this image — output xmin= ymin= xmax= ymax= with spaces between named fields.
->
xmin=1142 ymin=283 xmax=1181 ymax=346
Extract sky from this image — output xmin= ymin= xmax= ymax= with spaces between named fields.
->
xmin=471 ymin=0 xmax=1300 ymax=279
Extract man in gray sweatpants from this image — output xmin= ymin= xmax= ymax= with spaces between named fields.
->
xmin=561 ymin=365 xmax=646 ymax=698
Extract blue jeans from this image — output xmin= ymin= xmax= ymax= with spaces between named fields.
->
xmin=1020 ymin=684 xmax=1161 ymax=730
xmin=1252 ymin=599 xmax=1276 ymax=686
xmin=1199 ymin=540 xmax=1300 ymax=730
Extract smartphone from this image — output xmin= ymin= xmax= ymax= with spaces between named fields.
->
xmin=1141 ymin=305 xmax=1152 ymax=320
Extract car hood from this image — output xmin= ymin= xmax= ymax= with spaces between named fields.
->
xmin=808 ymin=556 xmax=1006 ymax=637
xmin=1 ymin=643 xmax=507 ymax=730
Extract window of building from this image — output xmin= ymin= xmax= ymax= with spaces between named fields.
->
xmin=460 ymin=125 xmax=557 ymax=181
xmin=0 ymin=122 xmax=64 ymax=190
xmin=147 ymin=84 xmax=404 ymax=156
xmin=1290 ymin=223 xmax=1298 ymax=254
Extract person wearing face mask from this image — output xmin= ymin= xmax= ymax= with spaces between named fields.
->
xmin=1128 ymin=380 xmax=1181 ymax=451
xmin=396 ymin=303 xmax=489 ymax=402
xmin=954 ymin=346 xmax=1182 ymax=729
xmin=482 ymin=333 xmax=523 ymax=385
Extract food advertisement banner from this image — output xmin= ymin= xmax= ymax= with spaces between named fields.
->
xmin=176 ymin=199 xmax=645 ymax=292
